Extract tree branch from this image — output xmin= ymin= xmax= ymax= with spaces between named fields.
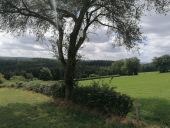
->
xmin=57 ymin=8 xmax=77 ymax=22
xmin=95 ymin=20 xmax=115 ymax=28
xmin=0 ymin=1 xmax=58 ymax=28
xmin=57 ymin=26 xmax=66 ymax=66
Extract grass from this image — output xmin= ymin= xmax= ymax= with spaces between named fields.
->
xmin=0 ymin=88 xmax=135 ymax=128
xmin=1 ymin=72 xmax=170 ymax=127
xmin=81 ymin=72 xmax=170 ymax=126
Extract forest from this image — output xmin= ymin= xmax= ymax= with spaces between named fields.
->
xmin=0 ymin=56 xmax=161 ymax=81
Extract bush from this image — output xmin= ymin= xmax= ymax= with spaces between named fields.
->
xmin=39 ymin=67 xmax=53 ymax=81
xmin=23 ymin=72 xmax=34 ymax=80
xmin=51 ymin=81 xmax=65 ymax=98
xmin=10 ymin=75 xmax=27 ymax=82
xmin=71 ymin=81 xmax=133 ymax=117
xmin=0 ymin=73 xmax=5 ymax=84
xmin=21 ymin=80 xmax=59 ymax=96
xmin=1 ymin=80 xmax=61 ymax=96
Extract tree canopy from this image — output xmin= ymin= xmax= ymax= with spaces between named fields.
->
xmin=153 ymin=55 xmax=170 ymax=73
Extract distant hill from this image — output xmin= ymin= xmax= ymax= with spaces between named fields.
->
xmin=0 ymin=57 xmax=33 ymax=61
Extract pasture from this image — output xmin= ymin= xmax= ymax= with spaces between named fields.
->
xmin=0 ymin=72 xmax=170 ymax=127
xmin=81 ymin=72 xmax=170 ymax=125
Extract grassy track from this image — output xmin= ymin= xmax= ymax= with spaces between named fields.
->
xmin=0 ymin=88 xmax=134 ymax=128
xmin=81 ymin=72 xmax=170 ymax=125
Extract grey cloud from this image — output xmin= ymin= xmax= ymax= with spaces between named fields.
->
xmin=141 ymin=13 xmax=170 ymax=36
xmin=87 ymin=27 xmax=111 ymax=43
xmin=1 ymin=34 xmax=48 ymax=51
xmin=0 ymin=33 xmax=52 ymax=58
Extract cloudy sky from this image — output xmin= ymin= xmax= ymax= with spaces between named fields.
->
xmin=0 ymin=11 xmax=170 ymax=63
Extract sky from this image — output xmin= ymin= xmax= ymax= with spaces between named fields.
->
xmin=0 ymin=11 xmax=170 ymax=63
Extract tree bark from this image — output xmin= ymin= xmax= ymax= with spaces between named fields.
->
xmin=64 ymin=56 xmax=76 ymax=100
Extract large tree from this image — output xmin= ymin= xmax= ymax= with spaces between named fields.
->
xmin=153 ymin=55 xmax=170 ymax=73
xmin=0 ymin=0 xmax=169 ymax=99
xmin=126 ymin=57 xmax=140 ymax=75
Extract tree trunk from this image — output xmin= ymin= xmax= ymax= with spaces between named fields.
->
xmin=64 ymin=57 xmax=76 ymax=100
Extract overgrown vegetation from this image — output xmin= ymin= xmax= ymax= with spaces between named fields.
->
xmin=0 ymin=73 xmax=5 ymax=84
xmin=0 ymin=79 xmax=133 ymax=117
xmin=111 ymin=57 xmax=140 ymax=75
xmin=39 ymin=67 xmax=53 ymax=81
xmin=153 ymin=55 xmax=170 ymax=73
xmin=72 ymin=81 xmax=133 ymax=116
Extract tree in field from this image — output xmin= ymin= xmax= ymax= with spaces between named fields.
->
xmin=126 ymin=57 xmax=140 ymax=75
xmin=0 ymin=0 xmax=169 ymax=100
xmin=153 ymin=55 xmax=170 ymax=73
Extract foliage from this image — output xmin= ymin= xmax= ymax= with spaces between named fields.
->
xmin=153 ymin=55 xmax=170 ymax=73
xmin=72 ymin=81 xmax=133 ymax=116
xmin=0 ymin=80 xmax=58 ymax=95
xmin=0 ymin=73 xmax=5 ymax=84
xmin=0 ymin=58 xmax=63 ymax=80
xmin=112 ymin=60 xmax=126 ymax=75
xmin=21 ymin=72 xmax=34 ymax=80
xmin=111 ymin=58 xmax=140 ymax=76
xmin=10 ymin=75 xmax=27 ymax=82
xmin=140 ymin=63 xmax=157 ymax=72
xmin=39 ymin=67 xmax=53 ymax=81
xmin=126 ymin=57 xmax=140 ymax=75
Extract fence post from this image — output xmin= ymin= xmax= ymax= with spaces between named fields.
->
xmin=134 ymin=101 xmax=141 ymax=121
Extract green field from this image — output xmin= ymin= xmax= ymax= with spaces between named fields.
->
xmin=0 ymin=72 xmax=170 ymax=127
xmin=81 ymin=72 xmax=170 ymax=125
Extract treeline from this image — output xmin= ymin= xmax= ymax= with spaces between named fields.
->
xmin=153 ymin=55 xmax=170 ymax=73
xmin=0 ymin=55 xmax=169 ymax=81
xmin=0 ymin=58 xmax=64 ymax=80
xmin=0 ymin=57 xmax=114 ymax=80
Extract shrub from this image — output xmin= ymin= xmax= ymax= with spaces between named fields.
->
xmin=21 ymin=80 xmax=58 ymax=95
xmin=3 ymin=72 xmax=14 ymax=80
xmin=51 ymin=81 xmax=65 ymax=98
xmin=0 ymin=73 xmax=5 ymax=84
xmin=71 ymin=81 xmax=133 ymax=117
xmin=39 ymin=67 xmax=53 ymax=81
xmin=10 ymin=75 xmax=27 ymax=82
xmin=23 ymin=72 xmax=34 ymax=80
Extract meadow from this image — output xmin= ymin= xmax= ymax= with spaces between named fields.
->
xmin=81 ymin=72 xmax=170 ymax=125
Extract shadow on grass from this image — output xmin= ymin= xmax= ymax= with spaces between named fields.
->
xmin=132 ymin=98 xmax=170 ymax=126
xmin=1 ymin=98 xmax=169 ymax=128
xmin=0 ymin=102 xmax=135 ymax=128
